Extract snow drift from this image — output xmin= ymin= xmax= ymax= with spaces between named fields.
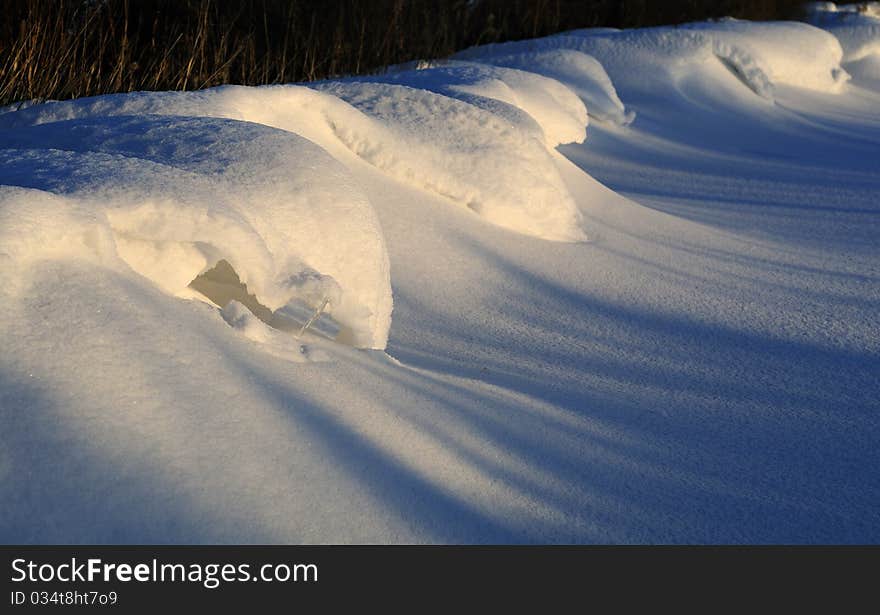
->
xmin=806 ymin=2 xmax=880 ymax=81
xmin=2 ymin=16 xmax=878 ymax=545
xmin=680 ymin=19 xmax=850 ymax=95
xmin=0 ymin=115 xmax=392 ymax=349
xmin=366 ymin=60 xmax=588 ymax=147
xmin=458 ymin=20 xmax=850 ymax=103
xmin=312 ymin=81 xmax=586 ymax=241
xmin=452 ymin=47 xmax=634 ymax=126
xmin=0 ymin=84 xmax=587 ymax=242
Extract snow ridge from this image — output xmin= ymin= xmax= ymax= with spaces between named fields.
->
xmin=806 ymin=2 xmax=880 ymax=82
xmin=0 ymin=115 xmax=392 ymax=349
xmin=0 ymin=82 xmax=589 ymax=242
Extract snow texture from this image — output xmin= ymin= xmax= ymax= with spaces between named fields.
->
xmin=0 ymin=114 xmax=392 ymax=349
xmin=312 ymin=81 xmax=586 ymax=241
xmin=1 ymin=18 xmax=879 ymax=544
xmin=458 ymin=20 xmax=850 ymax=102
xmin=373 ymin=60 xmax=588 ymax=146
xmin=0 ymin=83 xmax=587 ymax=242
xmin=807 ymin=2 xmax=880 ymax=82
xmin=451 ymin=45 xmax=635 ymax=125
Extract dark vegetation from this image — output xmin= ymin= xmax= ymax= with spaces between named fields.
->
xmin=1 ymin=0 xmax=807 ymax=105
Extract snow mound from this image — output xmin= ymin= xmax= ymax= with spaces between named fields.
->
xmin=452 ymin=47 xmax=634 ymax=126
xmin=373 ymin=60 xmax=588 ymax=146
xmin=457 ymin=29 xmax=746 ymax=101
xmin=312 ymin=81 xmax=586 ymax=241
xmin=0 ymin=114 xmax=392 ymax=349
xmin=806 ymin=3 xmax=880 ymax=81
xmin=681 ymin=19 xmax=850 ymax=94
xmin=457 ymin=20 xmax=849 ymax=104
xmin=0 ymin=84 xmax=586 ymax=241
xmin=808 ymin=2 xmax=880 ymax=23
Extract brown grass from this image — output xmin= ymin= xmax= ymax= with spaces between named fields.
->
xmin=0 ymin=0 xmax=806 ymax=107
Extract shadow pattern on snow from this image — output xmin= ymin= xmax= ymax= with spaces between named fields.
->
xmin=385 ymin=237 xmax=879 ymax=543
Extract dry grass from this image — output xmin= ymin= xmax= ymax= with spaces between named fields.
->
xmin=0 ymin=0 xmax=806 ymax=106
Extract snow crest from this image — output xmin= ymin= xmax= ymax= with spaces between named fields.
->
xmin=312 ymin=81 xmax=586 ymax=241
xmin=457 ymin=20 xmax=850 ymax=104
xmin=806 ymin=2 xmax=880 ymax=82
xmin=0 ymin=115 xmax=392 ymax=349
xmin=453 ymin=45 xmax=634 ymax=125
xmin=371 ymin=60 xmax=588 ymax=147
xmin=681 ymin=20 xmax=850 ymax=95
xmin=1 ymin=84 xmax=587 ymax=242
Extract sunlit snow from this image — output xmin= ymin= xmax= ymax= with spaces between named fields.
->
xmin=1 ymin=7 xmax=878 ymax=543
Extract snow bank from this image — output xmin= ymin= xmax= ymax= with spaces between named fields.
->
xmin=681 ymin=20 xmax=849 ymax=94
xmin=312 ymin=81 xmax=586 ymax=241
xmin=1 ymin=84 xmax=586 ymax=241
xmin=457 ymin=20 xmax=849 ymax=104
xmin=458 ymin=29 xmax=747 ymax=101
xmin=0 ymin=186 xmax=120 ymax=280
xmin=0 ymin=115 xmax=392 ymax=349
xmin=805 ymin=3 xmax=880 ymax=81
xmin=559 ymin=21 xmax=849 ymax=98
xmin=453 ymin=47 xmax=634 ymax=126
xmin=0 ymin=85 xmax=364 ymax=154
xmin=808 ymin=2 xmax=880 ymax=23
xmin=373 ymin=60 xmax=588 ymax=146
xmin=2 ymin=17 xmax=879 ymax=546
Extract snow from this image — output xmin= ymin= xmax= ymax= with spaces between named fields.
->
xmin=0 ymin=84 xmax=587 ymax=242
xmin=452 ymin=48 xmax=635 ymax=126
xmin=373 ymin=60 xmax=588 ymax=147
xmin=1 ymin=18 xmax=879 ymax=544
xmin=680 ymin=20 xmax=850 ymax=94
xmin=0 ymin=114 xmax=391 ymax=349
xmin=312 ymin=81 xmax=586 ymax=241
xmin=457 ymin=20 xmax=850 ymax=103
xmin=807 ymin=2 xmax=880 ymax=82
xmin=221 ymin=300 xmax=273 ymax=344
xmin=808 ymin=2 xmax=880 ymax=21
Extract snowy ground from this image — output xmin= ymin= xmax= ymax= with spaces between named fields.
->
xmin=1 ymin=8 xmax=878 ymax=543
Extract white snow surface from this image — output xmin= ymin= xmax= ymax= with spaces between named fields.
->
xmin=0 ymin=114 xmax=392 ymax=349
xmin=1 ymin=18 xmax=879 ymax=544
xmin=452 ymin=47 xmax=634 ymax=125
xmin=311 ymin=81 xmax=586 ymax=241
xmin=361 ymin=60 xmax=589 ymax=146
xmin=0 ymin=83 xmax=587 ymax=242
xmin=457 ymin=20 xmax=850 ymax=101
xmin=681 ymin=19 xmax=850 ymax=94
xmin=807 ymin=2 xmax=880 ymax=81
